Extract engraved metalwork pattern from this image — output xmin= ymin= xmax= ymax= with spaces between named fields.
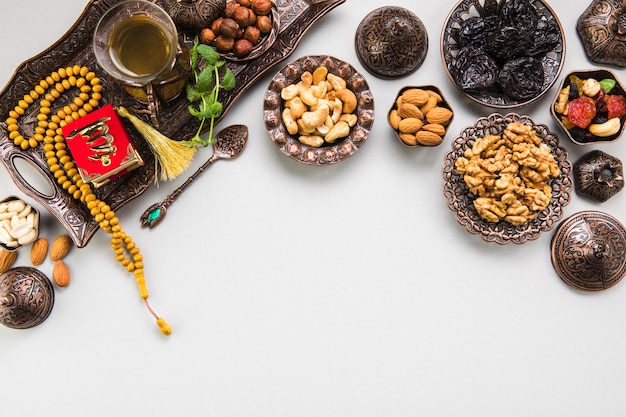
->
xmin=161 ymin=0 xmax=225 ymax=31
xmin=263 ymin=55 xmax=374 ymax=166
xmin=0 ymin=267 xmax=55 ymax=329
xmin=441 ymin=0 xmax=565 ymax=108
xmin=355 ymin=6 xmax=428 ymax=79
xmin=577 ymin=0 xmax=626 ymax=67
xmin=442 ymin=113 xmax=573 ymax=244
xmin=0 ymin=0 xmax=345 ymax=247
xmin=551 ymin=211 xmax=626 ymax=291
xmin=574 ymin=150 xmax=624 ymax=202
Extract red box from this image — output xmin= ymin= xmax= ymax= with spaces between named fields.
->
xmin=62 ymin=104 xmax=144 ymax=188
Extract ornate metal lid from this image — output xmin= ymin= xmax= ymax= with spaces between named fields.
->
xmin=574 ymin=150 xmax=624 ymax=202
xmin=551 ymin=211 xmax=626 ymax=291
xmin=577 ymin=0 xmax=626 ymax=67
xmin=354 ymin=6 xmax=428 ymax=79
xmin=1 ymin=267 xmax=55 ymax=329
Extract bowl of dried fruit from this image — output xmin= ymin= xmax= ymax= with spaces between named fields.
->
xmin=199 ymin=0 xmax=280 ymax=61
xmin=263 ymin=55 xmax=375 ymax=166
xmin=441 ymin=0 xmax=565 ymax=108
xmin=388 ymin=85 xmax=454 ymax=147
xmin=442 ymin=113 xmax=573 ymax=244
xmin=0 ymin=196 xmax=39 ymax=252
xmin=551 ymin=69 xmax=626 ymax=145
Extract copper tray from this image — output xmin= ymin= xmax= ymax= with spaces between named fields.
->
xmin=0 ymin=0 xmax=345 ymax=247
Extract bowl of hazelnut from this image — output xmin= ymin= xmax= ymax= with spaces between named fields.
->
xmin=199 ymin=0 xmax=280 ymax=61
xmin=551 ymin=69 xmax=626 ymax=145
xmin=263 ymin=55 xmax=375 ymax=166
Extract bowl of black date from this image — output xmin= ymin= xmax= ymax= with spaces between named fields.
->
xmin=551 ymin=69 xmax=626 ymax=145
xmin=441 ymin=0 xmax=565 ymax=108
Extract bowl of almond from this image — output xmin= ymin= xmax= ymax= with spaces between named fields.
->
xmin=263 ymin=55 xmax=375 ymax=165
xmin=388 ymin=85 xmax=454 ymax=147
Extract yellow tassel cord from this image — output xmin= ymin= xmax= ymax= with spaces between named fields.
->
xmin=116 ymin=106 xmax=197 ymax=182
xmin=4 ymin=66 xmax=171 ymax=336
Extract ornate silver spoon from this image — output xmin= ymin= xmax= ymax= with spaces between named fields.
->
xmin=140 ymin=124 xmax=248 ymax=228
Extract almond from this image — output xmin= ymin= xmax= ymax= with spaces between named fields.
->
xmin=400 ymin=88 xmax=430 ymax=106
xmin=0 ymin=248 xmax=17 ymax=273
xmin=425 ymin=106 xmax=453 ymax=125
xmin=388 ymin=109 xmax=401 ymax=130
xmin=397 ymin=103 xmax=424 ymax=120
xmin=399 ymin=133 xmax=417 ymax=146
xmin=421 ymin=123 xmax=447 ymax=136
xmin=415 ymin=130 xmax=443 ymax=146
xmin=50 ymin=234 xmax=72 ymax=261
xmin=30 ymin=237 xmax=48 ymax=266
xmin=52 ymin=260 xmax=70 ymax=287
xmin=420 ymin=96 xmax=439 ymax=114
xmin=398 ymin=117 xmax=423 ymax=134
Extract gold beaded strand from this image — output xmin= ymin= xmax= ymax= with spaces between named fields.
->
xmin=5 ymin=66 xmax=171 ymax=336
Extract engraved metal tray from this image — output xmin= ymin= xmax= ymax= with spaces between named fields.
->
xmin=0 ymin=0 xmax=345 ymax=247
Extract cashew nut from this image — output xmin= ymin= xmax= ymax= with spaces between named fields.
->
xmin=335 ymin=88 xmax=357 ymax=114
xmin=582 ymin=78 xmax=601 ymax=97
xmin=325 ymin=121 xmax=350 ymax=144
xmin=298 ymin=135 xmax=324 ymax=148
xmin=301 ymin=104 xmax=330 ymax=130
xmin=312 ymin=66 xmax=328 ymax=85
xmin=326 ymin=73 xmax=346 ymax=91
xmin=285 ymin=97 xmax=306 ymax=119
xmin=588 ymin=117 xmax=621 ymax=137
xmin=282 ymin=108 xmax=299 ymax=135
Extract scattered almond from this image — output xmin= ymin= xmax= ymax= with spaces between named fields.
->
xmin=0 ymin=248 xmax=17 ymax=273
xmin=50 ymin=234 xmax=72 ymax=261
xmin=30 ymin=237 xmax=49 ymax=266
xmin=52 ymin=260 xmax=70 ymax=287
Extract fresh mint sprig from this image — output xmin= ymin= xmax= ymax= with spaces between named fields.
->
xmin=184 ymin=39 xmax=236 ymax=147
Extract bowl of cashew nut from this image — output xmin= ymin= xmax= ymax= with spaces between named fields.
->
xmin=263 ymin=55 xmax=375 ymax=165
xmin=442 ymin=113 xmax=573 ymax=244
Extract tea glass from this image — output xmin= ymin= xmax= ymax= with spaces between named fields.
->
xmin=93 ymin=0 xmax=190 ymax=125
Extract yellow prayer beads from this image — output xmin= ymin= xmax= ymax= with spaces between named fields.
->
xmin=5 ymin=66 xmax=170 ymax=336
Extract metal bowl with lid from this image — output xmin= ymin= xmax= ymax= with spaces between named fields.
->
xmin=355 ymin=6 xmax=428 ymax=79
xmin=551 ymin=211 xmax=626 ymax=291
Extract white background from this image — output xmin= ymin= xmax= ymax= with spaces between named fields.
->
xmin=1 ymin=0 xmax=626 ymax=416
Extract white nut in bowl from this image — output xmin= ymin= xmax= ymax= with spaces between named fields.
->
xmin=0 ymin=196 xmax=40 ymax=251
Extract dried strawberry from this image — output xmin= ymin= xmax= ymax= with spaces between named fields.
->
xmin=567 ymin=96 xmax=596 ymax=129
xmin=606 ymin=94 xmax=626 ymax=120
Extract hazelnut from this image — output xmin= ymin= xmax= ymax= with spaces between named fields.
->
xmin=247 ymin=9 xmax=257 ymax=27
xmin=243 ymin=25 xmax=261 ymax=44
xmin=233 ymin=39 xmax=253 ymax=58
xmin=236 ymin=0 xmax=252 ymax=6
xmin=251 ymin=0 xmax=272 ymax=16
xmin=219 ymin=18 xmax=240 ymax=38
xmin=211 ymin=17 xmax=223 ymax=34
xmin=224 ymin=1 xmax=240 ymax=18
xmin=199 ymin=28 xmax=216 ymax=44
xmin=256 ymin=15 xmax=272 ymax=34
xmin=214 ymin=35 xmax=235 ymax=52
xmin=233 ymin=5 xmax=252 ymax=27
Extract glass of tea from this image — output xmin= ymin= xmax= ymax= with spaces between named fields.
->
xmin=93 ymin=0 xmax=190 ymax=125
